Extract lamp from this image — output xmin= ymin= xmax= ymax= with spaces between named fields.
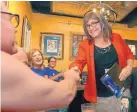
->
xmin=90 ymin=1 xmax=118 ymax=22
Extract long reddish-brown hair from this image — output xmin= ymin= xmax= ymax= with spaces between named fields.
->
xmin=27 ymin=49 xmax=45 ymax=68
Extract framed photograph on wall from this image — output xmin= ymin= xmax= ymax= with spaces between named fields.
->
xmin=125 ymin=39 xmax=137 ymax=60
xmin=21 ymin=15 xmax=32 ymax=52
xmin=40 ymin=32 xmax=64 ymax=60
xmin=69 ymin=32 xmax=87 ymax=60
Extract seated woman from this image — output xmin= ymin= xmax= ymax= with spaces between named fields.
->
xmin=27 ymin=49 xmax=68 ymax=112
xmin=27 ymin=49 xmax=48 ymax=78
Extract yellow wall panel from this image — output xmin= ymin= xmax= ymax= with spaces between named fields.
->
xmin=32 ymin=13 xmax=137 ymax=70
xmin=7 ymin=2 xmax=137 ymax=70
xmin=8 ymin=1 xmax=32 ymax=46
xmin=31 ymin=13 xmax=84 ymax=71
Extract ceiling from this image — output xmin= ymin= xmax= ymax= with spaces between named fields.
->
xmin=30 ymin=1 xmax=137 ymax=27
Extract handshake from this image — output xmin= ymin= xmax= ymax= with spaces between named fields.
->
xmin=63 ymin=66 xmax=81 ymax=83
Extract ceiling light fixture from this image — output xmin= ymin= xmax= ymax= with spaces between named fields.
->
xmin=90 ymin=1 xmax=118 ymax=22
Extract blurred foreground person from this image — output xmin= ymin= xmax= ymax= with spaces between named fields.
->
xmin=1 ymin=2 xmax=80 ymax=112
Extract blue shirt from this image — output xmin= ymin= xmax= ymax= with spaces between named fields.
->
xmin=44 ymin=67 xmax=63 ymax=82
xmin=31 ymin=67 xmax=47 ymax=77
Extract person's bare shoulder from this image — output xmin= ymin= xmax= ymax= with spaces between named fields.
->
xmin=1 ymin=51 xmax=58 ymax=110
xmin=1 ymin=51 xmax=50 ymax=87
xmin=2 ymin=51 xmax=29 ymax=81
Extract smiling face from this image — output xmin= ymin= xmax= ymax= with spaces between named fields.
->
xmin=83 ymin=11 xmax=112 ymax=41
xmin=31 ymin=51 xmax=43 ymax=67
xmin=48 ymin=58 xmax=56 ymax=69
xmin=86 ymin=18 xmax=102 ymax=39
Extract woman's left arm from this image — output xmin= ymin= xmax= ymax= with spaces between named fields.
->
xmin=119 ymin=59 xmax=134 ymax=81
xmin=118 ymin=35 xmax=134 ymax=81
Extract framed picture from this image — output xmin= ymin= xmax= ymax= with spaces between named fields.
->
xmin=40 ymin=32 xmax=64 ymax=60
xmin=69 ymin=32 xmax=87 ymax=60
xmin=21 ymin=15 xmax=32 ymax=52
xmin=125 ymin=39 xmax=137 ymax=60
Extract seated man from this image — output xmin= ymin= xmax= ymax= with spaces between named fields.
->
xmin=45 ymin=57 xmax=64 ymax=82
xmin=45 ymin=56 xmax=68 ymax=112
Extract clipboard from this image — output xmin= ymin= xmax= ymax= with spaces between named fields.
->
xmin=101 ymin=63 xmax=130 ymax=98
xmin=105 ymin=63 xmax=129 ymax=89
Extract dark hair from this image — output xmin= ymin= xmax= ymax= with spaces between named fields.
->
xmin=83 ymin=11 xmax=112 ymax=41
xmin=48 ymin=56 xmax=56 ymax=63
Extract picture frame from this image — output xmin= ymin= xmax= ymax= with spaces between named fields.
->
xmin=125 ymin=39 xmax=137 ymax=60
xmin=21 ymin=15 xmax=32 ymax=52
xmin=69 ymin=32 xmax=87 ymax=60
xmin=40 ymin=32 xmax=64 ymax=60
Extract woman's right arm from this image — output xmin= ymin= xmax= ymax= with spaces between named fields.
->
xmin=69 ymin=43 xmax=87 ymax=73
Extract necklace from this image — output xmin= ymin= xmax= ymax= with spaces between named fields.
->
xmin=95 ymin=44 xmax=111 ymax=54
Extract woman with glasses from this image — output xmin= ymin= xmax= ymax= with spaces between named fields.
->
xmin=69 ymin=11 xmax=134 ymax=112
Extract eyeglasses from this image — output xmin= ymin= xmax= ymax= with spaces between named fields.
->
xmin=1 ymin=11 xmax=20 ymax=28
xmin=86 ymin=21 xmax=99 ymax=29
xmin=50 ymin=61 xmax=56 ymax=63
